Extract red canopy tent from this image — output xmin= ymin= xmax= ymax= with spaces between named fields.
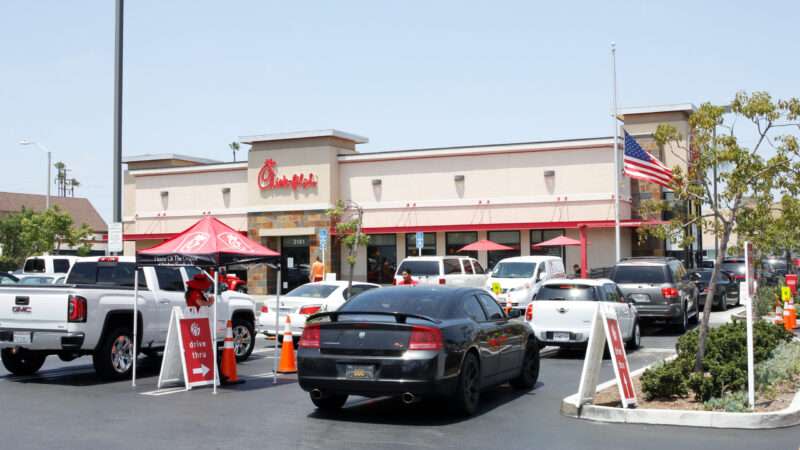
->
xmin=458 ymin=239 xmax=514 ymax=252
xmin=133 ymin=216 xmax=279 ymax=391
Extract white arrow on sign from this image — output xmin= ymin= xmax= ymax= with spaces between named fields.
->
xmin=192 ymin=364 xmax=210 ymax=377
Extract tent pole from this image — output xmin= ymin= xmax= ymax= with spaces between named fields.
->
xmin=132 ymin=268 xmax=138 ymax=388
xmin=274 ymin=266 xmax=281 ymax=384
xmin=212 ymin=267 xmax=219 ymax=395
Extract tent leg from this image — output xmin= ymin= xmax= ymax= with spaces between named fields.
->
xmin=213 ymin=267 xmax=219 ymax=395
xmin=579 ymin=225 xmax=588 ymax=278
xmin=274 ymin=267 xmax=281 ymax=384
xmin=132 ymin=269 xmax=138 ymax=388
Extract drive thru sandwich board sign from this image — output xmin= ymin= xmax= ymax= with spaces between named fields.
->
xmin=576 ymin=303 xmax=637 ymax=409
xmin=157 ymin=307 xmax=217 ymax=390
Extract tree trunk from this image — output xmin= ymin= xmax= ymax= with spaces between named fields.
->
xmin=694 ymin=224 xmax=732 ymax=373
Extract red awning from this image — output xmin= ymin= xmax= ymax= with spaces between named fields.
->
xmin=458 ymin=239 xmax=514 ymax=252
xmin=137 ymin=216 xmax=279 ymax=267
xmin=533 ymin=235 xmax=581 ymax=248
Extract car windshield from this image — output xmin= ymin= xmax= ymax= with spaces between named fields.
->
xmin=612 ymin=265 xmax=667 ymax=284
xmin=285 ymin=284 xmax=338 ymax=299
xmin=397 ymin=260 xmax=439 ymax=277
xmin=491 ymin=262 xmax=536 ymax=279
xmin=338 ymin=289 xmax=451 ymax=319
xmin=690 ymin=271 xmax=713 ymax=282
xmin=721 ymin=262 xmax=745 ymax=274
xmin=535 ymin=284 xmax=597 ymax=301
xmin=20 ymin=277 xmax=53 ymax=285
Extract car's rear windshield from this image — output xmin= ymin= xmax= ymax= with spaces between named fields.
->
xmin=491 ymin=262 xmax=536 ymax=279
xmin=66 ymin=262 xmax=147 ymax=288
xmin=691 ymin=271 xmax=713 ymax=282
xmin=286 ymin=284 xmax=337 ymax=299
xmin=612 ymin=265 xmax=668 ymax=284
xmin=397 ymin=260 xmax=440 ymax=277
xmin=721 ymin=262 xmax=745 ymax=274
xmin=535 ymin=284 xmax=597 ymax=301
xmin=24 ymin=258 xmax=46 ymax=273
xmin=338 ymin=289 xmax=450 ymax=319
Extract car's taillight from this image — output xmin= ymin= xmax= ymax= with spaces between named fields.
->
xmin=98 ymin=257 xmax=118 ymax=263
xmin=299 ymin=305 xmax=321 ymax=315
xmin=438 ymin=278 xmax=446 ymax=285
xmin=392 ymin=278 xmax=397 ymax=285
xmin=662 ymin=287 xmax=679 ymax=299
xmin=68 ymin=295 xmax=87 ymax=322
xmin=408 ymin=326 xmax=443 ymax=351
xmin=299 ymin=323 xmax=321 ymax=349
xmin=260 ymin=305 xmax=269 ymax=314
xmin=525 ymin=303 xmax=533 ymax=321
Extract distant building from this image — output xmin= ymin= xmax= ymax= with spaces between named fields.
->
xmin=0 ymin=192 xmax=108 ymax=255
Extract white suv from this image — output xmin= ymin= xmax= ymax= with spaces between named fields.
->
xmin=394 ymin=256 xmax=488 ymax=288
xmin=485 ymin=255 xmax=566 ymax=310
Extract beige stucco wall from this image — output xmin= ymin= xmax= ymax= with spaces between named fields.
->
xmin=623 ymin=111 xmax=691 ymax=172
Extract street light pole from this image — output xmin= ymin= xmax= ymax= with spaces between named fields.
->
xmin=112 ymin=0 xmax=124 ymax=225
xmin=19 ymin=140 xmax=52 ymax=210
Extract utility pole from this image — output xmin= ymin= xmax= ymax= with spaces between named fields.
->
xmin=112 ymin=0 xmax=124 ymax=225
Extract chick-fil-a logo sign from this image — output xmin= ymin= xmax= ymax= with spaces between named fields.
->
xmin=257 ymin=159 xmax=318 ymax=191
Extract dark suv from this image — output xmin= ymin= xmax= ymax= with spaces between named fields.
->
xmin=610 ymin=257 xmax=699 ymax=332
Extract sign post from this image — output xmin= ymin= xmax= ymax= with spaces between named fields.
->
xmin=577 ymin=303 xmax=637 ymax=408
xmin=415 ymin=232 xmax=424 ymax=257
xmin=744 ymin=241 xmax=755 ymax=409
xmin=157 ymin=307 xmax=216 ymax=390
xmin=319 ymin=228 xmax=328 ymax=279
xmin=108 ymin=222 xmax=123 ymax=255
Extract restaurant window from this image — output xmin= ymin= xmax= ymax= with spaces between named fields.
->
xmin=405 ymin=232 xmax=437 ymax=257
xmin=531 ymin=229 xmax=565 ymax=260
xmin=446 ymin=232 xmax=478 ymax=260
xmin=487 ymin=231 xmax=520 ymax=270
xmin=367 ymin=234 xmax=397 ymax=285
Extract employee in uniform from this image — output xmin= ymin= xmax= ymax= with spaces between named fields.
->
xmin=185 ymin=273 xmax=215 ymax=311
xmin=310 ymin=256 xmax=325 ymax=283
xmin=397 ymin=270 xmax=418 ymax=286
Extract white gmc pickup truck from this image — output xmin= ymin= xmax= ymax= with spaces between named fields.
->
xmin=0 ymin=257 xmax=257 ymax=380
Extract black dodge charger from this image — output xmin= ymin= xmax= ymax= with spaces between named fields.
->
xmin=297 ymin=286 xmax=540 ymax=415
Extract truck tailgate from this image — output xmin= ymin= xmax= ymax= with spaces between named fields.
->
xmin=0 ymin=286 xmax=71 ymax=331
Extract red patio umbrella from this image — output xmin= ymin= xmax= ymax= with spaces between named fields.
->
xmin=137 ymin=216 xmax=279 ymax=267
xmin=458 ymin=239 xmax=514 ymax=252
xmin=532 ymin=235 xmax=581 ymax=248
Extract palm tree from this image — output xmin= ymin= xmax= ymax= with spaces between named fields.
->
xmin=229 ymin=142 xmax=240 ymax=162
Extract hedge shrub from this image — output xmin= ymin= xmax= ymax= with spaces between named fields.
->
xmin=641 ymin=321 xmax=792 ymax=402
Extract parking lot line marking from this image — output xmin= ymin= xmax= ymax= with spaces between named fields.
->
xmin=243 ymin=371 xmax=276 ymax=379
xmin=636 ymin=348 xmax=675 ymax=354
xmin=2 ymin=367 xmax=96 ymax=382
xmin=140 ymin=387 xmax=188 ymax=396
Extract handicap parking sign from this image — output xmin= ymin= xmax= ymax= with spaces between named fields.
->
xmin=415 ymin=232 xmax=424 ymax=249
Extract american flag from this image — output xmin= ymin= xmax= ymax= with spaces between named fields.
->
xmin=623 ymin=131 xmax=673 ymax=188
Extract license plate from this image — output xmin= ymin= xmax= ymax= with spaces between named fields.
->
xmin=345 ymin=365 xmax=375 ymax=380
xmin=13 ymin=332 xmax=31 ymax=345
xmin=497 ymin=295 xmax=507 ymax=303
xmin=631 ymin=294 xmax=650 ymax=303
xmin=553 ymin=332 xmax=570 ymax=342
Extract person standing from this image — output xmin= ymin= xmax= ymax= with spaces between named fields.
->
xmin=310 ymin=256 xmax=325 ymax=283
xmin=397 ymin=270 xmax=418 ymax=286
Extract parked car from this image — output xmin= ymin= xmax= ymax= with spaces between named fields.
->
xmin=0 ymin=257 xmax=257 ymax=379
xmin=484 ymin=256 xmax=566 ymax=311
xmin=22 ymin=255 xmax=77 ymax=275
xmin=258 ymin=281 xmax=380 ymax=341
xmin=393 ymin=256 xmax=488 ymax=288
xmin=761 ymin=258 xmax=789 ymax=286
xmin=720 ymin=258 xmax=747 ymax=282
xmin=689 ymin=269 xmax=740 ymax=310
xmin=0 ymin=273 xmax=19 ymax=285
xmin=18 ymin=275 xmax=56 ymax=285
xmin=526 ymin=278 xmax=640 ymax=350
xmin=609 ymin=257 xmax=699 ymax=332
xmin=297 ymin=286 xmax=539 ymax=416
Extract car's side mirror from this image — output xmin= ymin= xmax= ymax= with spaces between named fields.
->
xmin=507 ymin=309 xmax=522 ymax=319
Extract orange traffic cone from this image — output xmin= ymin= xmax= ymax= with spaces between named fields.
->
xmin=277 ymin=316 xmax=297 ymax=374
xmin=221 ymin=320 xmax=244 ymax=385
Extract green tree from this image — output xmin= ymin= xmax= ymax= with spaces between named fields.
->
xmin=0 ymin=206 xmax=93 ymax=268
xmin=640 ymin=91 xmax=800 ymax=373
xmin=326 ymin=200 xmax=369 ymax=293
xmin=229 ymin=142 xmax=240 ymax=162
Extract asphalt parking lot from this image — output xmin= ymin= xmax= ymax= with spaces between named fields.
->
xmin=1 ymin=307 xmax=797 ymax=450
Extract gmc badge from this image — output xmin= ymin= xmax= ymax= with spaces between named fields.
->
xmin=12 ymin=306 xmax=32 ymax=314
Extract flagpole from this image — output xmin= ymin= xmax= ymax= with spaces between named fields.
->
xmin=611 ymin=42 xmax=621 ymax=263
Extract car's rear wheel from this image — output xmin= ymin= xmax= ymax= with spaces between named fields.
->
xmin=717 ymin=294 xmax=727 ymax=311
xmin=510 ymin=340 xmax=540 ymax=389
xmin=626 ymin=320 xmax=641 ymax=351
xmin=451 ymin=352 xmax=481 ymax=416
xmin=311 ymin=393 xmax=348 ymax=411
xmin=1 ymin=348 xmax=47 ymax=376
xmin=675 ymin=306 xmax=688 ymax=333
xmin=93 ymin=327 xmax=135 ymax=381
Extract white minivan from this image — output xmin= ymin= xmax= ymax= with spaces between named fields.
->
xmin=394 ymin=256 xmax=488 ymax=287
xmin=485 ymin=255 xmax=566 ymax=310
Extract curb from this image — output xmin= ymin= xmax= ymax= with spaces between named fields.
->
xmin=561 ymin=355 xmax=800 ymax=429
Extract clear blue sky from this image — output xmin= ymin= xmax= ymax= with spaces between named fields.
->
xmin=1 ymin=1 xmax=797 ymax=221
